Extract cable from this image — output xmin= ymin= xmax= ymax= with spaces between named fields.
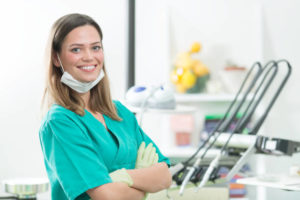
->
xmin=183 ymin=61 xmax=262 ymax=165
xmin=235 ymin=60 xmax=278 ymax=132
xmin=173 ymin=61 xmax=262 ymax=194
xmin=251 ymin=59 xmax=292 ymax=134
xmin=197 ymin=61 xmax=277 ymax=187
xmin=196 ymin=60 xmax=263 ymax=161
xmin=220 ymin=61 xmax=278 ymax=153
xmin=138 ymin=86 xmax=161 ymax=126
xmin=173 ymin=59 xmax=292 ymax=193
xmin=197 ymin=59 xmax=292 ymax=189
xmin=195 ymin=60 xmax=279 ymax=190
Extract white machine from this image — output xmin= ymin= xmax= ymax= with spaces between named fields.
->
xmin=125 ymin=85 xmax=176 ymax=126
xmin=125 ymin=85 xmax=176 ymax=109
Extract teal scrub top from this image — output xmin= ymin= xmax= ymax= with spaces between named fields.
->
xmin=39 ymin=100 xmax=170 ymax=200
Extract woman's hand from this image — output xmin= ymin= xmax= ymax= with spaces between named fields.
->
xmin=135 ymin=142 xmax=158 ymax=169
xmin=109 ymin=168 xmax=133 ymax=186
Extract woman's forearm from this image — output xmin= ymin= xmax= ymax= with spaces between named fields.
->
xmin=127 ymin=162 xmax=172 ymax=193
xmin=87 ymin=182 xmax=145 ymax=200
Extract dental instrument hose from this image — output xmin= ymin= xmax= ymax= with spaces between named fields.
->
xmin=196 ymin=60 xmax=279 ymax=189
xmin=250 ymin=59 xmax=292 ymax=135
xmin=198 ymin=59 xmax=292 ymax=189
xmin=173 ymin=61 xmax=263 ymax=193
xmin=195 ymin=62 xmax=270 ymax=190
xmin=182 ymin=61 xmax=263 ymax=166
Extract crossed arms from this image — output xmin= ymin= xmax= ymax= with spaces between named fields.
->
xmin=87 ymin=142 xmax=172 ymax=200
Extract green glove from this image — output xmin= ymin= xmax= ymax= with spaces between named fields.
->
xmin=109 ymin=168 xmax=133 ymax=186
xmin=135 ymin=142 xmax=158 ymax=169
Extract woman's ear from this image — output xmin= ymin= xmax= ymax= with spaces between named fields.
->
xmin=52 ymin=53 xmax=60 ymax=67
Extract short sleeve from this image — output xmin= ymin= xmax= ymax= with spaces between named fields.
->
xmin=40 ymin=118 xmax=112 ymax=200
xmin=114 ymin=101 xmax=170 ymax=167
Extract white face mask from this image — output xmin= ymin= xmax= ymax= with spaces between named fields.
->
xmin=57 ymin=54 xmax=105 ymax=93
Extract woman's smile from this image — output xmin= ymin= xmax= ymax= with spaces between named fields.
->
xmin=77 ymin=65 xmax=97 ymax=72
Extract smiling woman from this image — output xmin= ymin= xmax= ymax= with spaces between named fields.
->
xmin=39 ymin=13 xmax=172 ymax=200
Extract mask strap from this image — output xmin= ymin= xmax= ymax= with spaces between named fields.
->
xmin=56 ymin=53 xmax=65 ymax=73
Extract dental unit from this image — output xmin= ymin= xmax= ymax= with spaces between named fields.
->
xmin=170 ymin=60 xmax=298 ymax=195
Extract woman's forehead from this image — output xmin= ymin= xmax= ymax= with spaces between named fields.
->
xmin=63 ymin=25 xmax=102 ymax=46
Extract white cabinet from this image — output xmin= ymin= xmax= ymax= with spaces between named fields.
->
xmin=132 ymin=93 xmax=244 ymax=158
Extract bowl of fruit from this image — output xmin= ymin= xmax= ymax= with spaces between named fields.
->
xmin=170 ymin=42 xmax=210 ymax=93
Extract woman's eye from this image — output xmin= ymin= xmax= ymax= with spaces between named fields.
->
xmin=71 ymin=48 xmax=80 ymax=53
xmin=93 ymin=46 xmax=102 ymax=51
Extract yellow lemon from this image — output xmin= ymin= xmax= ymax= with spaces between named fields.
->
xmin=193 ymin=61 xmax=209 ymax=76
xmin=175 ymin=52 xmax=193 ymax=70
xmin=181 ymin=70 xmax=197 ymax=89
xmin=176 ymin=83 xmax=187 ymax=93
xmin=190 ymin=42 xmax=202 ymax=53
xmin=176 ymin=67 xmax=184 ymax=76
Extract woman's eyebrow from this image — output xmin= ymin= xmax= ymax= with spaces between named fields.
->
xmin=69 ymin=41 xmax=102 ymax=47
xmin=91 ymin=41 xmax=102 ymax=45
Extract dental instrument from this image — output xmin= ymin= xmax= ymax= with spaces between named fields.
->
xmin=196 ymin=60 xmax=280 ymax=190
xmin=173 ymin=61 xmax=263 ymax=195
xmin=172 ymin=59 xmax=293 ymax=196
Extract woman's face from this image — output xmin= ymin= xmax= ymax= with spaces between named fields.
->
xmin=55 ymin=25 xmax=104 ymax=83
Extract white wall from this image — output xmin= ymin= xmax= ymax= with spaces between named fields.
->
xmin=135 ymin=0 xmax=263 ymax=85
xmin=259 ymin=1 xmax=300 ymax=199
xmin=0 ymin=0 xmax=127 ymax=183
xmin=261 ymin=0 xmax=300 ymax=141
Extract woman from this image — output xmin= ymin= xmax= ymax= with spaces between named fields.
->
xmin=39 ymin=13 xmax=172 ymax=200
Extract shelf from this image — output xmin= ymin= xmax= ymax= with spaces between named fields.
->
xmin=161 ymin=146 xmax=221 ymax=158
xmin=236 ymin=174 xmax=300 ymax=191
xmin=175 ymin=93 xmax=254 ymax=103
xmin=124 ymin=103 xmax=197 ymax=114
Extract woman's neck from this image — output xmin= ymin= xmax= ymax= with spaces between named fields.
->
xmin=80 ymin=91 xmax=91 ymax=110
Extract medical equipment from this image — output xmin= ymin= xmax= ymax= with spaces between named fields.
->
xmin=255 ymin=135 xmax=300 ymax=156
xmin=125 ymin=85 xmax=176 ymax=109
xmin=125 ymin=85 xmax=176 ymax=126
xmin=1 ymin=178 xmax=49 ymax=200
xmin=170 ymin=59 xmax=294 ymax=195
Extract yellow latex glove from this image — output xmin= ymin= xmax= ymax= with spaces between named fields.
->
xmin=109 ymin=168 xmax=133 ymax=186
xmin=135 ymin=142 xmax=159 ymax=169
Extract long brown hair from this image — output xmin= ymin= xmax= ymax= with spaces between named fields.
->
xmin=42 ymin=13 xmax=121 ymax=120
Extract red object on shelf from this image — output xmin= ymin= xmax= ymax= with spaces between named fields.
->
xmin=175 ymin=132 xmax=190 ymax=146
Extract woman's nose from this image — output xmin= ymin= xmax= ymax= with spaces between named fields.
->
xmin=82 ymin=49 xmax=93 ymax=61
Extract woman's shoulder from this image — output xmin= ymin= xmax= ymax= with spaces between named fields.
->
xmin=41 ymin=104 xmax=79 ymax=126
xmin=113 ymin=100 xmax=134 ymax=117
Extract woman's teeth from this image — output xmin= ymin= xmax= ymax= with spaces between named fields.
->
xmin=80 ymin=65 xmax=95 ymax=70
